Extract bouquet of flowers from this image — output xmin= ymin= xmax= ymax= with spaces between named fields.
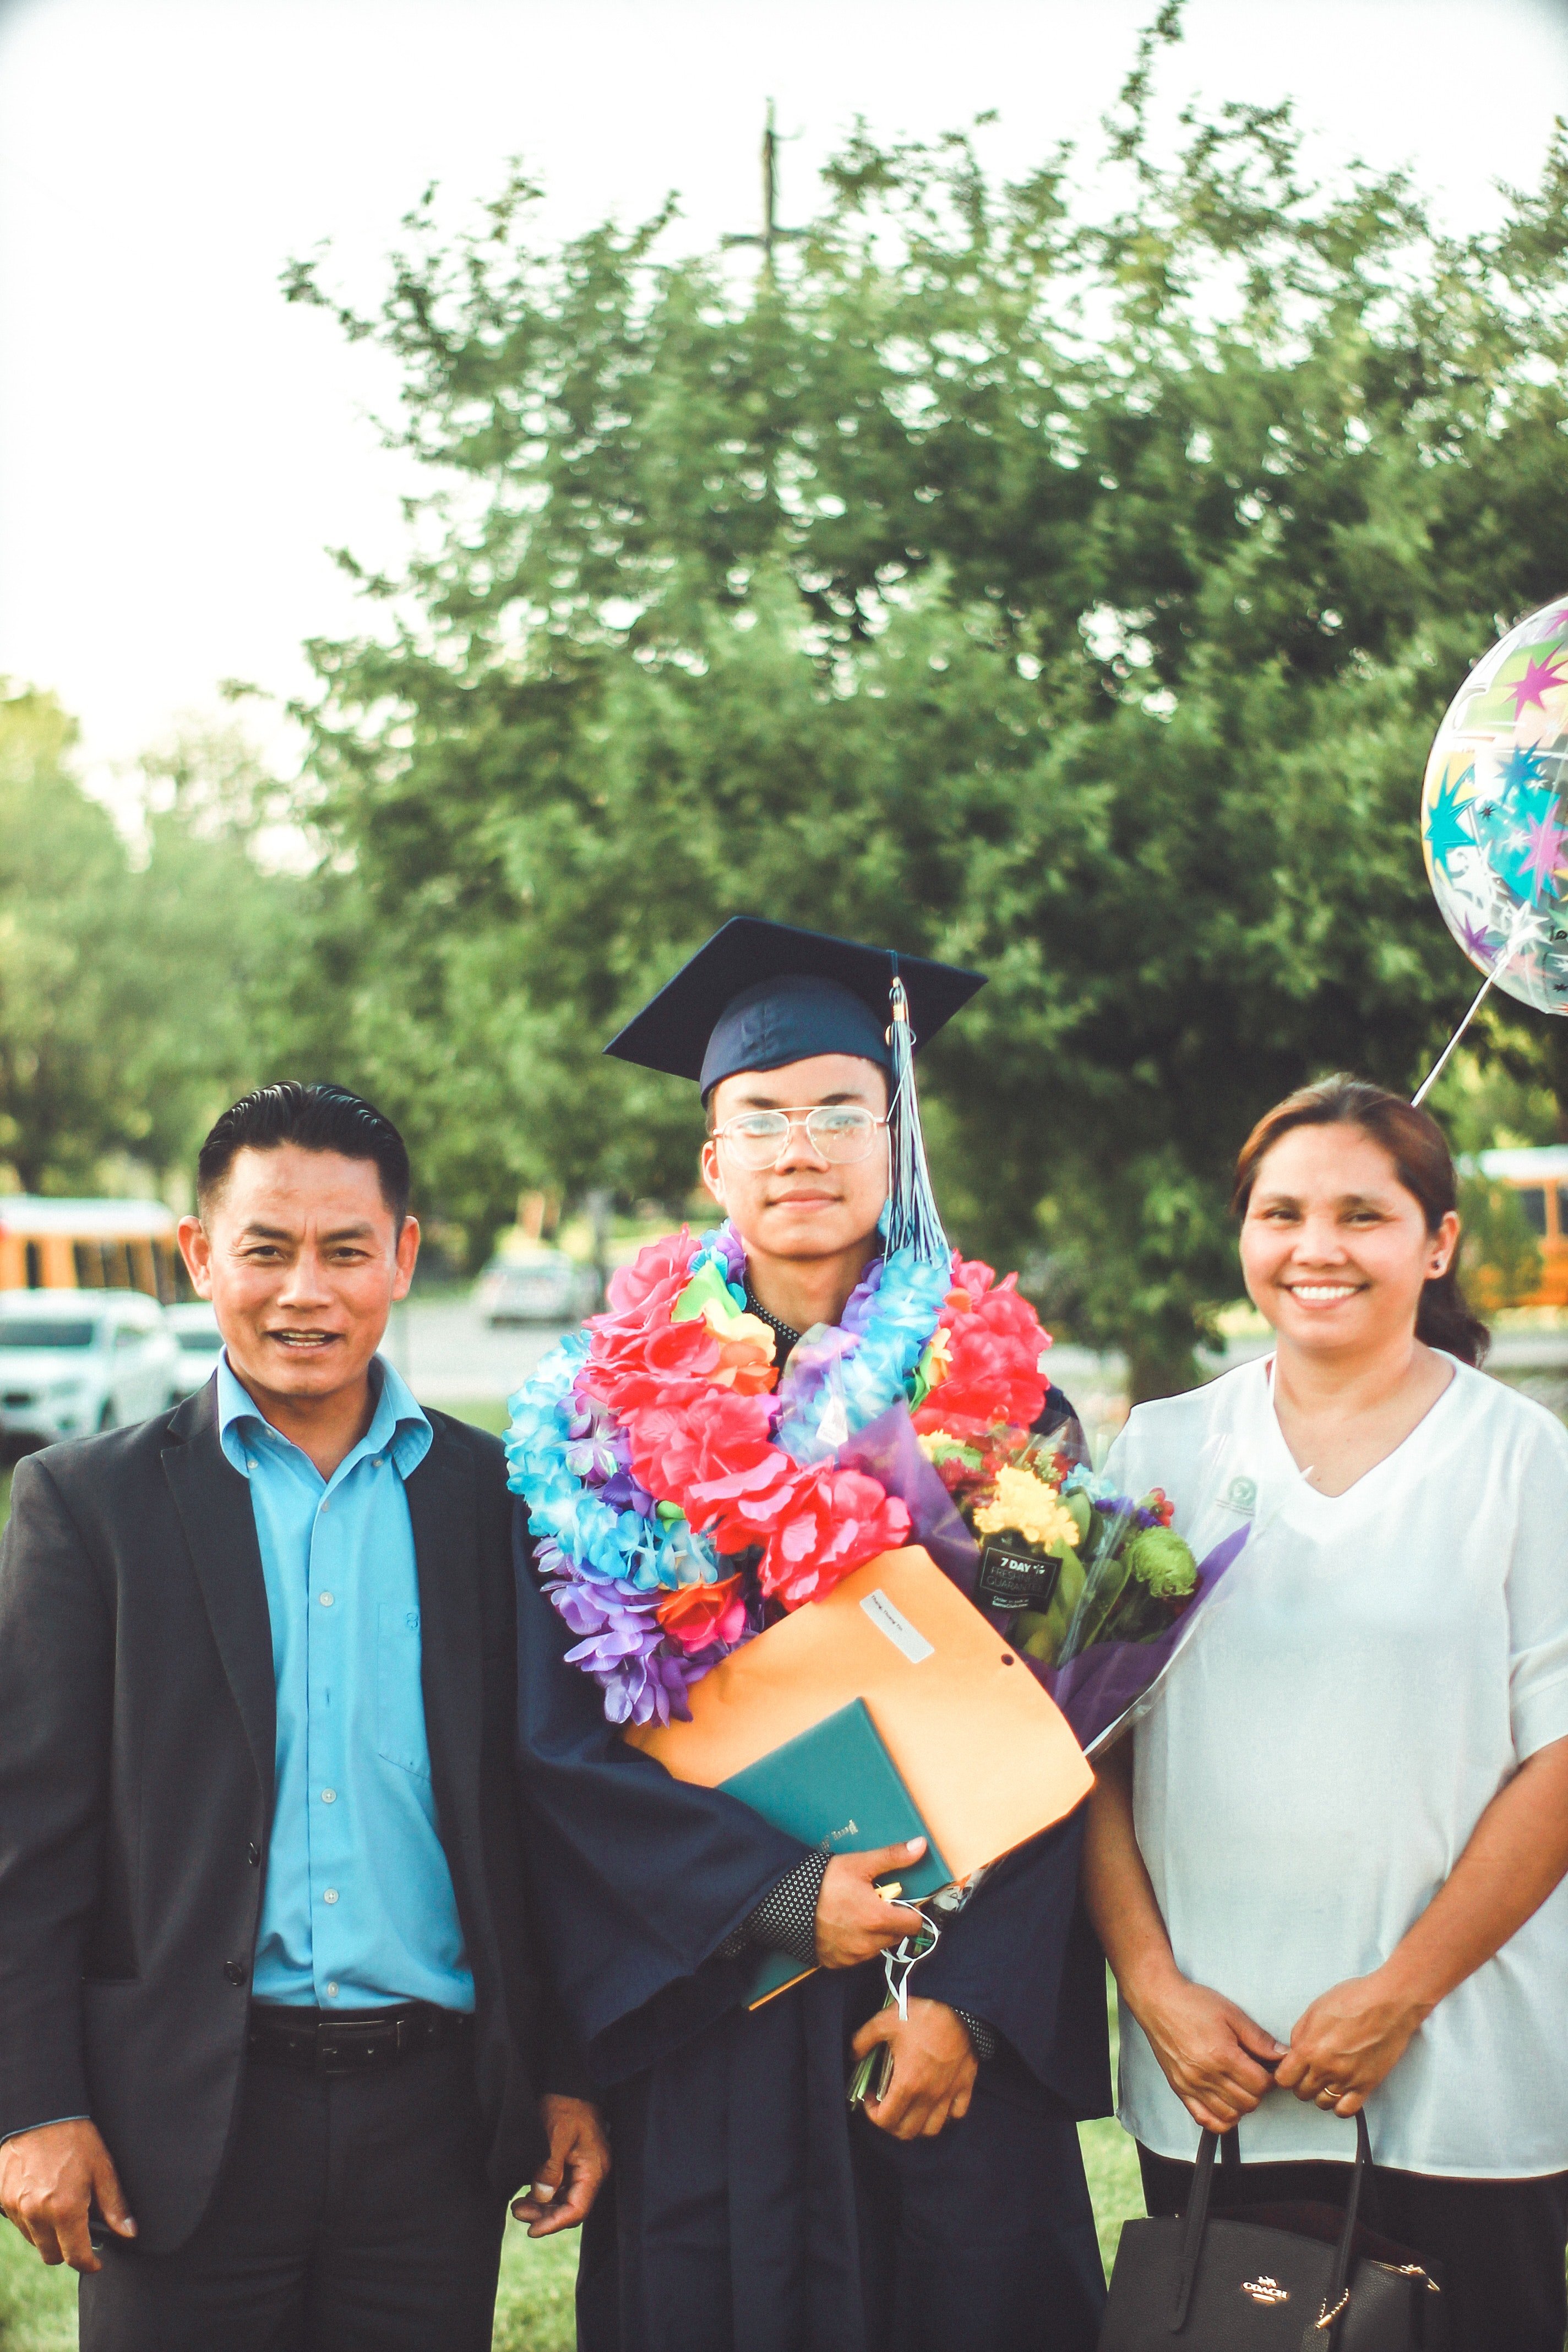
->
xmin=916 ymin=1418 xmax=1246 ymax=1752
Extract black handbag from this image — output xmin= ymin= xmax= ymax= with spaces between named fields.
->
xmin=1099 ymin=2113 xmax=1445 ymax=2349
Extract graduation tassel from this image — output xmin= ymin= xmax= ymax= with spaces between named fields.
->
xmin=884 ymin=962 xmax=951 ymax=1268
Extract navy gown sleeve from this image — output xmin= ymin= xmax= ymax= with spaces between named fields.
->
xmin=909 ymin=1815 xmax=1110 ymax=2116
xmin=906 ymin=1376 xmax=1109 ymax=2116
xmin=513 ymin=1506 xmax=809 ymax=2087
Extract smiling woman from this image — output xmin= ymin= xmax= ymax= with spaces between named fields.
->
xmin=1229 ymin=1077 xmax=1486 ymax=1498
xmin=1083 ymin=1075 xmax=1568 ymax=2352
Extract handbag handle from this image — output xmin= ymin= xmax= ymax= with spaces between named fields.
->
xmin=1303 ymin=2111 xmax=1371 ymax=2351
xmin=1168 ymin=2109 xmax=1373 ymax=2342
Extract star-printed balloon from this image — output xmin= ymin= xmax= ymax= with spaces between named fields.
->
xmin=1421 ymin=597 xmax=1568 ymax=1015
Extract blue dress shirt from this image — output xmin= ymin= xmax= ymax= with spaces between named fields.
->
xmin=218 ymin=1353 xmax=475 ymax=2012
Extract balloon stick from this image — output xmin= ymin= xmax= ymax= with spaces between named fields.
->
xmin=1411 ymin=968 xmax=1497 ymax=1108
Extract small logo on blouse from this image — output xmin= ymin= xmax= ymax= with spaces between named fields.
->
xmin=1217 ymin=1475 xmax=1258 ymax=1518
xmin=1241 ymin=2275 xmax=1289 ymax=2306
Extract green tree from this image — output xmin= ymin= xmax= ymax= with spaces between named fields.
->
xmin=287 ymin=9 xmax=1568 ymax=1390
xmin=0 ymin=688 xmax=305 ymax=1197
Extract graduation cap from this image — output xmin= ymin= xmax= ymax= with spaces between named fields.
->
xmin=605 ymin=917 xmax=987 ymax=1266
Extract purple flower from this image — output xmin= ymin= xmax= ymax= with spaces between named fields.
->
xmin=601 ymin=1466 xmax=658 ymax=1515
xmin=563 ymin=1395 xmax=620 ymax=1484
xmin=839 ymin=1255 xmax=885 ymax=1337
xmin=542 ymin=1569 xmax=709 ymax=1727
xmin=704 ymin=1224 xmax=747 ymax=1284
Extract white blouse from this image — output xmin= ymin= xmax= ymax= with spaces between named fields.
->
xmin=1104 ymin=1354 xmax=1568 ymax=2177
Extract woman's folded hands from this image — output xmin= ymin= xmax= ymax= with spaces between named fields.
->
xmin=1129 ymin=1963 xmax=1287 ymax=2135
xmin=1275 ymin=1968 xmax=1429 ymax=2118
xmin=1134 ymin=1959 xmax=1426 ymax=2132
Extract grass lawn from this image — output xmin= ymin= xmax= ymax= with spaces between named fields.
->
xmin=0 ymin=1414 xmax=1145 ymax=2345
xmin=1 ymin=2104 xmax=1142 ymax=2351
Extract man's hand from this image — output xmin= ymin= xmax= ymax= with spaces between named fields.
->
xmin=0 ymin=2121 xmax=135 ymax=2273
xmin=851 ymin=1998 xmax=977 ymax=2141
xmin=1133 ymin=1968 xmax=1286 ymax=2135
xmin=1275 ymin=1969 xmax=1427 ymax=2119
xmin=510 ymin=2095 xmax=611 ymax=2239
xmin=814 ymin=1841 xmax=927 ymax=1969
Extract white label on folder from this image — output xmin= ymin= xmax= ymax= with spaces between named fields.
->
xmin=861 ymin=1588 xmax=934 ymax=1664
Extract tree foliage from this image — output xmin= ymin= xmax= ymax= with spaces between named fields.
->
xmin=287 ymin=12 xmax=1568 ymax=1390
xmin=0 ymin=689 xmax=303 ymax=1197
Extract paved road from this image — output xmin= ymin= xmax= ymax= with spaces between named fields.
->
xmin=384 ymin=1297 xmax=571 ymax=1406
xmin=388 ymin=1298 xmax=1568 ymax=1440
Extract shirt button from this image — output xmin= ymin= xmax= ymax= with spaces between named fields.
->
xmin=323 ymin=1888 xmax=339 ymax=1904
xmin=320 ymin=1500 xmax=331 ymax=1513
xmin=326 ymin=1981 xmax=339 ymax=1997
xmin=321 ymin=1789 xmax=336 ymax=1805
xmin=246 ymin=1457 xmax=258 ymax=1471
xmin=247 ymin=1842 xmax=261 ymax=1866
xmin=319 ymin=1592 xmax=334 ymax=1607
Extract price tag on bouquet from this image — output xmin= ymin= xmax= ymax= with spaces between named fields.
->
xmin=974 ymin=1540 xmax=1063 ymax=1615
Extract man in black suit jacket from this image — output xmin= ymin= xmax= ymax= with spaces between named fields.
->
xmin=0 ymin=1083 xmax=608 ymax=2350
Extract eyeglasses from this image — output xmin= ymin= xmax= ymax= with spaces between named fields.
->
xmin=712 ymin=1105 xmax=889 ymax=1170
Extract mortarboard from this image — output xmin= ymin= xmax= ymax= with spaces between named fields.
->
xmin=605 ymin=918 xmax=987 ymax=1266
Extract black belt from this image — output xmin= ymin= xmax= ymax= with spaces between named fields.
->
xmin=247 ymin=1999 xmax=473 ymax=2076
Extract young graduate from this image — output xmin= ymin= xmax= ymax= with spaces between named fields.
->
xmin=510 ymin=921 xmax=1109 ymax=2352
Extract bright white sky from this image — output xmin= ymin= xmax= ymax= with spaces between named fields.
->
xmin=2 ymin=0 xmax=1566 ymax=792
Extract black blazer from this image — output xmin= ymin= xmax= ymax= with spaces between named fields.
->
xmin=0 ymin=1381 xmax=562 ymax=2252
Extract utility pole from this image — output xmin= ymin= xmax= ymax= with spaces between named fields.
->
xmin=721 ymin=101 xmax=805 ymax=277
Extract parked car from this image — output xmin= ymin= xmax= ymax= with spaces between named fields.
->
xmin=164 ymin=1299 xmax=226 ymax=1395
xmin=473 ymin=1248 xmax=598 ymax=1326
xmin=0 ymin=1290 xmax=182 ymax=1455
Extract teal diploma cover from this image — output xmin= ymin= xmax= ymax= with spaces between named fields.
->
xmin=718 ymin=1698 xmax=952 ymax=2006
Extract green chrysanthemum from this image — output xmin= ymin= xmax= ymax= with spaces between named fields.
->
xmin=1124 ymin=1525 xmax=1198 ymax=1602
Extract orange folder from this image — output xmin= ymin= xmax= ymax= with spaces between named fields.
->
xmin=627 ymin=1547 xmax=1093 ymax=1882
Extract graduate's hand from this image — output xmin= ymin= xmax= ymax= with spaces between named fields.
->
xmin=853 ymin=1999 xmax=977 ymax=2141
xmin=1275 ymin=1969 xmax=1425 ymax=2119
xmin=511 ymin=2095 xmax=611 ymax=2238
xmin=0 ymin=2120 xmax=135 ymax=2273
xmin=1132 ymin=1966 xmax=1286 ymax=2135
xmin=814 ymin=1842 xmax=928 ymax=1968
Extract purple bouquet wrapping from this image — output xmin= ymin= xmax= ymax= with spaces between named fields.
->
xmin=908 ymin=1413 xmax=1248 ymax=1755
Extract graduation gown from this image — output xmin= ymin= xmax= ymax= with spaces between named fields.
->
xmin=513 ymin=1454 xmax=1112 ymax=2352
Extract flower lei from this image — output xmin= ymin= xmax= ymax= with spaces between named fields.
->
xmin=507 ymin=1221 xmax=1053 ymax=1725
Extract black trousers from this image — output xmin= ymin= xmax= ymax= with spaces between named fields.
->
xmin=1138 ymin=2142 xmax=1568 ymax=2352
xmin=79 ymin=2041 xmax=508 ymax=2352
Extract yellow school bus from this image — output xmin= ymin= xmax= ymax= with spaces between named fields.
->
xmin=0 ymin=1198 xmax=182 ymax=1302
xmin=1473 ymin=1148 xmax=1568 ymax=1310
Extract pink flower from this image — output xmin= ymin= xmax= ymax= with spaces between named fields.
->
xmin=930 ymin=1266 xmax=1050 ymax=1426
xmin=589 ymin=1316 xmax=720 ymax=1413
xmin=759 ymin=1468 xmax=911 ymax=1609
xmin=605 ymin=1228 xmax=695 ymax=1317
xmin=629 ymin=1388 xmax=776 ymax=1527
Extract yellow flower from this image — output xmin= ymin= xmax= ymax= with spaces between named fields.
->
xmin=701 ymin=1302 xmax=776 ymax=1357
xmin=701 ymin=1303 xmax=777 ymax=1394
xmin=973 ymin=1466 xmax=1080 ymax=1553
